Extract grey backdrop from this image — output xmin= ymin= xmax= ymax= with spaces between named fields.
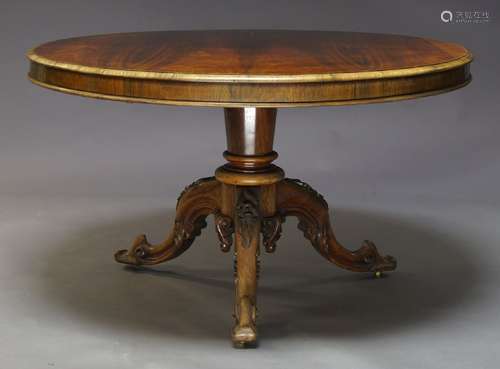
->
xmin=1 ymin=1 xmax=499 ymax=369
xmin=1 ymin=0 xmax=498 ymax=200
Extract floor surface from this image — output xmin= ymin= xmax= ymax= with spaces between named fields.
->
xmin=1 ymin=194 xmax=499 ymax=369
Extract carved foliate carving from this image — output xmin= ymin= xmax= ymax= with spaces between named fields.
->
xmin=286 ymin=178 xmax=328 ymax=208
xmin=176 ymin=176 xmax=216 ymax=207
xmin=214 ymin=211 xmax=234 ymax=252
xmin=261 ymin=214 xmax=284 ymax=253
xmin=235 ymin=188 xmax=260 ymax=248
xmin=297 ymin=219 xmax=329 ymax=255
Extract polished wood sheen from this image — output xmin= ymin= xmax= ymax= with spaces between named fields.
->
xmin=28 ymin=30 xmax=472 ymax=107
xmin=27 ymin=31 xmax=472 ymax=348
xmin=217 ymin=107 xmax=283 ymax=186
xmin=225 ymin=108 xmax=276 ymax=156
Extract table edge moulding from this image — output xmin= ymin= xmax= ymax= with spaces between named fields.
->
xmin=27 ymin=30 xmax=472 ymax=108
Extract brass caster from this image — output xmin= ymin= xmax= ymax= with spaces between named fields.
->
xmin=374 ymin=271 xmax=383 ymax=278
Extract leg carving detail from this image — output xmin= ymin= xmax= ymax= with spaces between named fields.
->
xmin=232 ymin=188 xmax=260 ymax=348
xmin=277 ymin=178 xmax=397 ymax=273
xmin=114 ymin=177 xmax=221 ymax=266
xmin=214 ymin=211 xmax=234 ymax=252
xmin=236 ymin=189 xmax=260 ymax=249
xmin=261 ymin=214 xmax=284 ymax=253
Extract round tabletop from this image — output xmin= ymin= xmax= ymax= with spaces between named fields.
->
xmin=28 ymin=30 xmax=472 ymax=107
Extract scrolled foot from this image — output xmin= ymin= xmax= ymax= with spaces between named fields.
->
xmin=332 ymin=239 xmax=397 ymax=272
xmin=114 ymin=234 xmax=151 ymax=266
xmin=356 ymin=240 xmax=397 ymax=272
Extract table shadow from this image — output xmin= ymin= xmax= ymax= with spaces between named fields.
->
xmin=39 ymin=206 xmax=483 ymax=343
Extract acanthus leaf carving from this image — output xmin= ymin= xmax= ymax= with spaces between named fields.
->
xmin=214 ymin=211 xmax=234 ymax=252
xmin=235 ymin=188 xmax=260 ymax=249
xmin=261 ymin=214 xmax=284 ymax=253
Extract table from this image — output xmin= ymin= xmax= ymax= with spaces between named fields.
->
xmin=27 ymin=30 xmax=472 ymax=347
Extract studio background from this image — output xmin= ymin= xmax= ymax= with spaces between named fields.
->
xmin=1 ymin=1 xmax=499 ymax=369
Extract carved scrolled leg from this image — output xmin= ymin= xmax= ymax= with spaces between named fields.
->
xmin=232 ymin=187 xmax=260 ymax=348
xmin=276 ymin=178 xmax=397 ymax=273
xmin=114 ymin=177 xmax=221 ymax=266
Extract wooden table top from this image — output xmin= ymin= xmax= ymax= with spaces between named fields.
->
xmin=28 ymin=30 xmax=472 ymax=107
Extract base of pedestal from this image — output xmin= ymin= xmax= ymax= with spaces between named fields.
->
xmin=114 ymin=176 xmax=396 ymax=347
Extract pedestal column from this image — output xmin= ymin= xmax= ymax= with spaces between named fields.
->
xmin=215 ymin=107 xmax=283 ymax=186
xmin=216 ymin=107 xmax=281 ymax=347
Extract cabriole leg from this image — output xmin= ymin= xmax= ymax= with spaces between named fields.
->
xmin=276 ymin=178 xmax=397 ymax=273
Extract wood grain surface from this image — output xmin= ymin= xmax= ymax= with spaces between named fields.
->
xmin=27 ymin=30 xmax=472 ymax=107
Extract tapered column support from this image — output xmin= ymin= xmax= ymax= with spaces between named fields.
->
xmin=216 ymin=108 xmax=284 ymax=186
